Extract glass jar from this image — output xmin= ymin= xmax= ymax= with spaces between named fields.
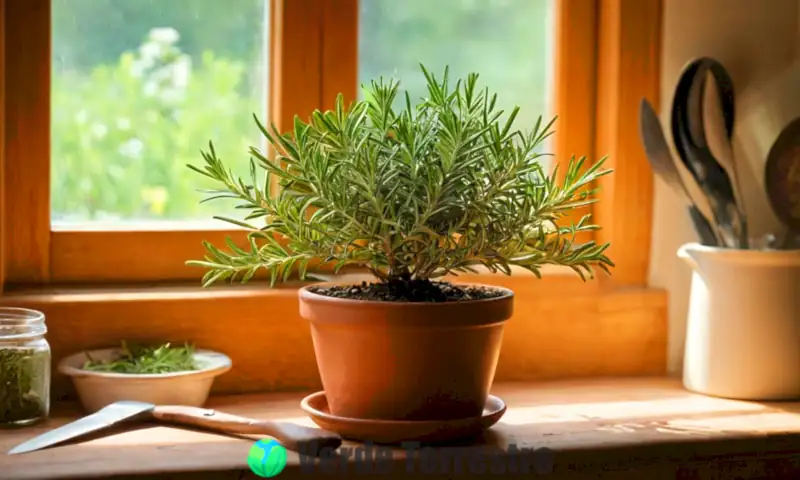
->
xmin=0 ymin=308 xmax=50 ymax=427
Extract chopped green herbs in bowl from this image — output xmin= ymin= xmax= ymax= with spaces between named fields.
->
xmin=82 ymin=341 xmax=199 ymax=374
xmin=58 ymin=342 xmax=231 ymax=413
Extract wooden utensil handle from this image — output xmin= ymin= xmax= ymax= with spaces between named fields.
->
xmin=151 ymin=405 xmax=341 ymax=455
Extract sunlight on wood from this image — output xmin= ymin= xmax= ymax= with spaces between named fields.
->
xmin=669 ymin=412 xmax=800 ymax=433
xmin=594 ymin=422 xmax=710 ymax=436
xmin=500 ymin=395 xmax=765 ymax=426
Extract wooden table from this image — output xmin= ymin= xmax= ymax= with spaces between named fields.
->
xmin=2 ymin=378 xmax=800 ymax=479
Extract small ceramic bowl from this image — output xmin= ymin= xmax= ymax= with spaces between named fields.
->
xmin=58 ymin=348 xmax=232 ymax=413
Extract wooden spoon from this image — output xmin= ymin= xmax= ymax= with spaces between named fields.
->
xmin=765 ymin=117 xmax=800 ymax=249
xmin=702 ymin=72 xmax=748 ymax=222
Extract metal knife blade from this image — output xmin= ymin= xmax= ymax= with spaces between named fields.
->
xmin=7 ymin=401 xmax=156 ymax=455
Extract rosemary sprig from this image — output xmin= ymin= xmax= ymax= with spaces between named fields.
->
xmin=82 ymin=341 xmax=198 ymax=374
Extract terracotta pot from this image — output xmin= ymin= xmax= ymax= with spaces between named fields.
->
xmin=299 ymin=283 xmax=513 ymax=421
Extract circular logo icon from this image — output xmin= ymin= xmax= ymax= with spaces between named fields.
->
xmin=247 ymin=439 xmax=287 ymax=478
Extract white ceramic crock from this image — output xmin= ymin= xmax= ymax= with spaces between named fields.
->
xmin=678 ymin=243 xmax=800 ymax=400
xmin=58 ymin=348 xmax=232 ymax=413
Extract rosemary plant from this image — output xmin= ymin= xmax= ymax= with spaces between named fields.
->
xmin=187 ymin=66 xmax=614 ymax=292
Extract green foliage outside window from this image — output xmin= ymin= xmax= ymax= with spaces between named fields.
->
xmin=51 ymin=28 xmax=259 ymax=222
xmin=50 ymin=0 xmax=550 ymax=223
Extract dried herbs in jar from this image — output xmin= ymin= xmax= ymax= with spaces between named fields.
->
xmin=0 ymin=308 xmax=50 ymax=427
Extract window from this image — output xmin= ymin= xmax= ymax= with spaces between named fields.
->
xmin=358 ymin=0 xmax=555 ymax=168
xmin=2 ymin=0 xmax=659 ymax=288
xmin=51 ymin=0 xmax=269 ymax=226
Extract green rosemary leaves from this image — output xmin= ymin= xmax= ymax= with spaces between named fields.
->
xmin=82 ymin=341 xmax=198 ymax=374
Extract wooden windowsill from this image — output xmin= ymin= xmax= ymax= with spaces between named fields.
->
xmin=0 ymin=275 xmax=669 ymax=398
xmin=3 ymin=378 xmax=800 ymax=480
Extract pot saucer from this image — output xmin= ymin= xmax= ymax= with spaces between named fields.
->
xmin=300 ymin=392 xmax=506 ymax=444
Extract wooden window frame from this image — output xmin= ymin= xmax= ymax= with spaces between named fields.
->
xmin=2 ymin=0 xmax=658 ymax=288
xmin=2 ymin=0 xmax=359 ymax=285
xmin=0 ymin=0 xmax=667 ymax=394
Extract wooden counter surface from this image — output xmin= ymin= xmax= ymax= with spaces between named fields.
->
xmin=2 ymin=378 xmax=800 ymax=479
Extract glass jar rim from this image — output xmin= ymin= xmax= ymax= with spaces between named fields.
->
xmin=0 ymin=307 xmax=45 ymax=321
xmin=0 ymin=307 xmax=46 ymax=340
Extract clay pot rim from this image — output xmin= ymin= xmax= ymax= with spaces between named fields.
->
xmin=299 ymin=282 xmax=514 ymax=307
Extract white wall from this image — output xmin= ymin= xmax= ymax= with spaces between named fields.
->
xmin=651 ymin=0 xmax=800 ymax=375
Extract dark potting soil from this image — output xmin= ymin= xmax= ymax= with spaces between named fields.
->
xmin=308 ymin=280 xmax=506 ymax=303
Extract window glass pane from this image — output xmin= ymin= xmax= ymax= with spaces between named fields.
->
xmin=51 ymin=0 xmax=268 ymax=226
xmin=358 ymin=0 xmax=554 ymax=165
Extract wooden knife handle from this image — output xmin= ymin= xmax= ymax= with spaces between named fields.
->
xmin=151 ymin=405 xmax=341 ymax=456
